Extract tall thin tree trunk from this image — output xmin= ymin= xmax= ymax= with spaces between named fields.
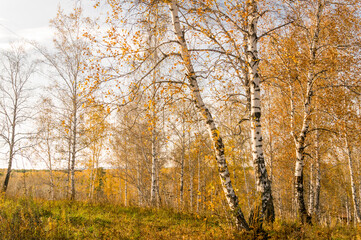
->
xmin=137 ymin=155 xmax=142 ymax=206
xmin=180 ymin=152 xmax=184 ymax=208
xmin=179 ymin=129 xmax=185 ymax=208
xmin=188 ymin=130 xmax=193 ymax=211
xmin=242 ymin=158 xmax=251 ymax=212
xmin=3 ymin=147 xmax=14 ymax=193
xmin=70 ymin=94 xmax=77 ymax=201
xmin=168 ymin=1 xmax=249 ymax=230
xmin=2 ymin=106 xmax=17 ymax=193
xmin=345 ymin=133 xmax=361 ymax=223
xmin=246 ymin=0 xmax=274 ymax=222
xmin=94 ymin=153 xmax=100 ymax=200
xmin=89 ymin=156 xmax=95 ymax=200
xmin=124 ymin=154 xmax=128 ymax=206
xmin=49 ymin=170 xmax=55 ymax=200
xmin=118 ymin=167 xmax=122 ymax=202
xmin=89 ymin=153 xmax=95 ymax=200
xmin=124 ymin=178 xmax=128 ymax=206
xmin=156 ymin=167 xmax=161 ymax=206
xmin=314 ymin=128 xmax=321 ymax=220
xmin=266 ymin=90 xmax=274 ymax=185
xmin=309 ymin=163 xmax=314 ymax=215
xmin=294 ymin=134 xmax=312 ymax=223
xmin=66 ymin=136 xmax=71 ymax=199
xmin=148 ymin=15 xmax=161 ymax=207
xmin=189 ymin=155 xmax=194 ymax=211
xmin=150 ymin=127 xmax=157 ymax=206
xmin=47 ymin=138 xmax=55 ymax=200
xmin=197 ymin=147 xmax=201 ymax=213
xmin=346 ymin=194 xmax=351 ymax=225
xmin=293 ymin=0 xmax=323 ymax=224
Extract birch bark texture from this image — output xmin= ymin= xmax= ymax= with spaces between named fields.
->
xmin=293 ymin=0 xmax=323 ymax=224
xmin=149 ymin=24 xmax=160 ymax=207
xmin=344 ymin=131 xmax=361 ymax=223
xmin=314 ymin=121 xmax=321 ymax=219
xmin=168 ymin=0 xmax=249 ymax=230
xmin=245 ymin=0 xmax=274 ymax=222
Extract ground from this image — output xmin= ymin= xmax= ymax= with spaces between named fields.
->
xmin=0 ymin=197 xmax=359 ymax=239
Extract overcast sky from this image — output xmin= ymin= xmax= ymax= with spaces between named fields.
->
xmin=0 ymin=1 xmax=83 ymax=169
xmin=0 ymin=0 xmax=78 ymax=49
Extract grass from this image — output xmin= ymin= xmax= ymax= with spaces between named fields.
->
xmin=0 ymin=197 xmax=237 ymax=239
xmin=0 ymin=197 xmax=360 ymax=239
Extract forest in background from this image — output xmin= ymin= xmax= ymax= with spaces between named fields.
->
xmin=1 ymin=0 xmax=361 ymax=236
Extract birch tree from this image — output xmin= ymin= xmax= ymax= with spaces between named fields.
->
xmin=32 ymin=97 xmax=58 ymax=200
xmin=244 ymin=0 xmax=274 ymax=222
xmin=290 ymin=0 xmax=361 ymax=223
xmin=344 ymin=129 xmax=361 ymax=223
xmin=175 ymin=0 xmax=294 ymax=221
xmin=166 ymin=0 xmax=249 ymax=230
xmin=86 ymin=0 xmax=250 ymax=230
xmin=83 ymin=103 xmax=108 ymax=201
xmin=260 ymin=0 xmax=361 ymax=222
xmin=36 ymin=7 xmax=90 ymax=200
xmin=0 ymin=46 xmax=35 ymax=193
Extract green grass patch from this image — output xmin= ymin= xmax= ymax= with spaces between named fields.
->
xmin=0 ymin=198 xmax=235 ymax=239
xmin=0 ymin=197 xmax=360 ymax=239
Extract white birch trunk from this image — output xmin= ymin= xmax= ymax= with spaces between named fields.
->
xmin=168 ymin=0 xmax=249 ymax=230
xmin=179 ymin=127 xmax=185 ymax=208
xmin=66 ymin=140 xmax=71 ymax=199
xmin=189 ymin=158 xmax=194 ymax=211
xmin=118 ymin=168 xmax=122 ymax=202
xmin=137 ymin=156 xmax=142 ymax=206
xmin=293 ymin=0 xmax=323 ymax=224
xmin=124 ymin=154 xmax=128 ymax=206
xmin=294 ymin=116 xmax=312 ymax=223
xmin=188 ymin=131 xmax=193 ymax=211
xmin=246 ymin=0 xmax=274 ymax=222
xmin=149 ymin=25 xmax=159 ymax=207
xmin=314 ymin=127 xmax=321 ymax=219
xmin=150 ymin=127 xmax=157 ymax=206
xmin=47 ymin=138 xmax=55 ymax=200
xmin=197 ymin=148 xmax=201 ymax=213
xmin=345 ymin=133 xmax=361 ymax=223
xmin=70 ymin=85 xmax=77 ymax=201
xmin=89 ymin=156 xmax=95 ymax=200
xmin=308 ymin=163 xmax=314 ymax=215
xmin=346 ymin=195 xmax=351 ymax=224
xmin=2 ymin=105 xmax=16 ymax=193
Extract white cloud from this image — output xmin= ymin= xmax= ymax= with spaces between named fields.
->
xmin=0 ymin=26 xmax=55 ymax=50
xmin=19 ymin=26 xmax=54 ymax=44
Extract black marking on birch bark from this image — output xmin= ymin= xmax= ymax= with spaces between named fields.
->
xmin=295 ymin=172 xmax=312 ymax=223
xmin=169 ymin=1 xmax=250 ymax=229
xmin=251 ymin=112 xmax=261 ymax=119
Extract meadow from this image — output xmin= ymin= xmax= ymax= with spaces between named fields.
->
xmin=0 ymin=197 xmax=360 ymax=240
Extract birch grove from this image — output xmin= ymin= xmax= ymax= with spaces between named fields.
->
xmin=168 ymin=0 xmax=249 ymax=229
xmin=2 ymin=0 xmax=361 ymax=235
xmin=36 ymin=8 xmax=90 ymax=200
